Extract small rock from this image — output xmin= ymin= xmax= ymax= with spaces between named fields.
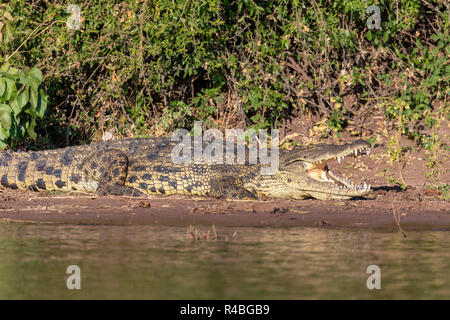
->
xmin=272 ymin=207 xmax=288 ymax=214
xmin=314 ymin=220 xmax=331 ymax=227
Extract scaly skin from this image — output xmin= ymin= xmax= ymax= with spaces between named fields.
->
xmin=0 ymin=138 xmax=372 ymax=200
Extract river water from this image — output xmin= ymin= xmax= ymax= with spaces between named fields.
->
xmin=0 ymin=224 xmax=448 ymax=299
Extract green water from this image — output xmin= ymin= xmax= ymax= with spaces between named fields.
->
xmin=0 ymin=223 xmax=448 ymax=299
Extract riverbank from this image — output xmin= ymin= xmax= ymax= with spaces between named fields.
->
xmin=0 ymin=189 xmax=448 ymax=231
xmin=0 ymin=142 xmax=448 ymax=231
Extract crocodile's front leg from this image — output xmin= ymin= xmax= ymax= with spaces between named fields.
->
xmin=73 ymin=149 xmax=144 ymax=196
xmin=208 ymin=177 xmax=257 ymax=200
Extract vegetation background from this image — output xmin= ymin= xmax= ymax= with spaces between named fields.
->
xmin=0 ymin=0 xmax=448 ymax=194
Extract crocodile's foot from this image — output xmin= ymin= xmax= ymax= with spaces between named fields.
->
xmin=209 ymin=178 xmax=258 ymax=200
xmin=96 ymin=184 xmax=146 ymax=197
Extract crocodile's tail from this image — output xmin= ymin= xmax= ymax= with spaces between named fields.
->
xmin=0 ymin=148 xmax=76 ymax=191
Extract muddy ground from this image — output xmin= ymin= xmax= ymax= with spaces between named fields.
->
xmin=0 ymin=141 xmax=448 ymax=231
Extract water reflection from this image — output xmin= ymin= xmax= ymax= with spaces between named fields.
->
xmin=0 ymin=224 xmax=448 ymax=299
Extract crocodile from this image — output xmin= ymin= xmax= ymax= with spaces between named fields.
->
xmin=0 ymin=137 xmax=372 ymax=200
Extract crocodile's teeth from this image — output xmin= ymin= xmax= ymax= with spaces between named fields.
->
xmin=337 ymin=157 xmax=341 ymax=164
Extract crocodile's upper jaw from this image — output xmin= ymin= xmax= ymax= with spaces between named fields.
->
xmin=280 ymin=140 xmax=372 ymax=200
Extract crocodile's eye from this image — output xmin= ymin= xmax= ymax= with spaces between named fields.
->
xmin=287 ymin=178 xmax=292 ymax=183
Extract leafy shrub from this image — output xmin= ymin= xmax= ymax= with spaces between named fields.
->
xmin=0 ymin=0 xmax=447 ymax=151
xmin=0 ymin=64 xmax=47 ymax=148
xmin=0 ymin=3 xmax=47 ymax=149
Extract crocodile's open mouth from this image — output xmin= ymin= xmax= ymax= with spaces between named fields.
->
xmin=304 ymin=145 xmax=371 ymax=192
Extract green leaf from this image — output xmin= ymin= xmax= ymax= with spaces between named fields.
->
xmin=0 ymin=78 xmax=5 ymax=97
xmin=9 ymin=97 xmax=21 ymax=114
xmin=19 ymin=70 xmax=33 ymax=87
xmin=0 ymin=138 xmax=7 ymax=149
xmin=0 ymin=109 xmax=12 ymax=130
xmin=0 ymin=103 xmax=12 ymax=112
xmin=29 ymin=87 xmax=37 ymax=109
xmin=4 ymin=65 xmax=19 ymax=78
xmin=0 ymin=63 xmax=10 ymax=73
xmin=4 ymin=78 xmax=17 ymax=100
xmin=0 ymin=124 xmax=9 ymax=138
xmin=27 ymin=118 xmax=37 ymax=140
xmin=28 ymin=67 xmax=43 ymax=89
xmin=36 ymin=88 xmax=47 ymax=118
xmin=2 ymin=22 xmax=13 ymax=44
xmin=17 ymin=89 xmax=29 ymax=109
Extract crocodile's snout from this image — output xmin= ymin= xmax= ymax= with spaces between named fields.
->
xmin=280 ymin=139 xmax=373 ymax=200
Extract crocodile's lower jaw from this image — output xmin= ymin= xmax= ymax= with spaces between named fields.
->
xmin=308 ymin=167 xmax=371 ymax=193
xmin=306 ymin=189 xmax=369 ymax=200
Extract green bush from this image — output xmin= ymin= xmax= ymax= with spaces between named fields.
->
xmin=0 ymin=0 xmax=447 ymax=150
xmin=0 ymin=64 xmax=47 ymax=148
xmin=0 ymin=3 xmax=47 ymax=149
